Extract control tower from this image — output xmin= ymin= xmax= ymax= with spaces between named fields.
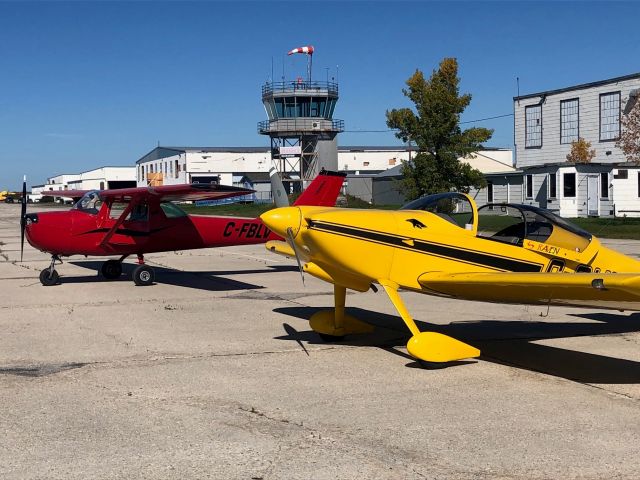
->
xmin=258 ymin=53 xmax=343 ymax=189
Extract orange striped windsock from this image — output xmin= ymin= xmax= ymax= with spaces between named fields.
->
xmin=288 ymin=46 xmax=314 ymax=55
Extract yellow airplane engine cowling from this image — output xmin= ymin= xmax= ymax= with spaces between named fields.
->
xmin=298 ymin=207 xmax=397 ymax=284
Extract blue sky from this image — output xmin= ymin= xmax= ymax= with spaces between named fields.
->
xmin=1 ymin=1 xmax=639 ymax=188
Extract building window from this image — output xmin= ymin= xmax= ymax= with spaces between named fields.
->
xmin=548 ymin=173 xmax=557 ymax=198
xmin=601 ymin=172 xmax=609 ymax=199
xmin=525 ymin=105 xmax=542 ymax=148
xmin=563 ymin=172 xmax=576 ymax=198
xmin=560 ymin=99 xmax=579 ymax=144
xmin=525 ymin=174 xmax=533 ymax=198
xmin=175 ymin=160 xmax=179 ymax=178
xmin=487 ymin=181 xmax=494 ymax=203
xmin=614 ymin=169 xmax=628 ymax=179
xmin=600 ymin=92 xmax=620 ymax=141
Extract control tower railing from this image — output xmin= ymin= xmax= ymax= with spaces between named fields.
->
xmin=258 ymin=118 xmax=344 ymax=135
xmin=262 ymin=80 xmax=339 ymax=97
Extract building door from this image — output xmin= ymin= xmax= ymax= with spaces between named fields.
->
xmin=587 ymin=175 xmax=599 ymax=216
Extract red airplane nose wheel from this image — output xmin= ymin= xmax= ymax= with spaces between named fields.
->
xmin=132 ymin=265 xmax=154 ymax=286
xmin=39 ymin=268 xmax=59 ymax=286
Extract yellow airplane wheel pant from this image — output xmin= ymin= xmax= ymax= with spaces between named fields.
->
xmin=407 ymin=332 xmax=480 ymax=363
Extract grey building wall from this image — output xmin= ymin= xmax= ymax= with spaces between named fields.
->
xmin=515 ymin=74 xmax=640 ymax=169
xmin=315 ymin=137 xmax=339 ymax=174
xmin=345 ymin=176 xmax=405 ymax=205
xmin=471 ymin=174 xmax=524 ymax=209
xmin=345 ymin=177 xmax=374 ymax=203
xmin=372 ymin=178 xmax=405 ymax=205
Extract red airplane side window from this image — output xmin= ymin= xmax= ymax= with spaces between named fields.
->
xmin=107 ymin=201 xmax=149 ymax=222
xmin=159 ymin=202 xmax=187 ymax=218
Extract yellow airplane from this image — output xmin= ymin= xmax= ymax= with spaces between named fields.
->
xmin=260 ymin=192 xmax=640 ymax=363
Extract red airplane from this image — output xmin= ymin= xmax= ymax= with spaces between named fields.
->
xmin=21 ymin=170 xmax=345 ymax=286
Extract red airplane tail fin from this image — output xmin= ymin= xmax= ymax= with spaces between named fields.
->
xmin=293 ymin=170 xmax=346 ymax=207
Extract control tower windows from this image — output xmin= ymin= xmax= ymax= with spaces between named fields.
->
xmin=269 ymin=97 xmax=336 ymax=120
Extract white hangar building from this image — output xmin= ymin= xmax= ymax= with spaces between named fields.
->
xmin=134 ymin=145 xmax=414 ymax=185
xmin=134 ymin=145 xmax=417 ymax=201
xmin=33 ymin=167 xmax=136 ymax=199
xmin=135 ymin=145 xmax=512 ymax=204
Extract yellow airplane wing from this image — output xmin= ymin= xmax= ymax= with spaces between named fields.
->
xmin=418 ymin=272 xmax=640 ymax=311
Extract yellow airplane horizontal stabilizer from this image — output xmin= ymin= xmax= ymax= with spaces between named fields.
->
xmin=407 ymin=332 xmax=480 ymax=363
xmin=265 ymin=240 xmax=295 ymax=258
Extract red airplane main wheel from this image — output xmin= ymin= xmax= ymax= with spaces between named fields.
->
xmin=132 ymin=265 xmax=154 ymax=286
xmin=39 ymin=268 xmax=59 ymax=286
xmin=101 ymin=260 xmax=122 ymax=280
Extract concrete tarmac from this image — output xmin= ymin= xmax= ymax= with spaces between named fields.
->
xmin=1 ymin=203 xmax=640 ymax=479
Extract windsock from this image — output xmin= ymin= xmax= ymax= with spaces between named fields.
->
xmin=288 ymin=46 xmax=314 ymax=55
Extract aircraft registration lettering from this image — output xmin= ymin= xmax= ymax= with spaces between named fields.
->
xmin=223 ymin=221 xmax=271 ymax=239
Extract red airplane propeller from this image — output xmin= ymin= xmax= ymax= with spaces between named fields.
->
xmin=20 ymin=176 xmax=27 ymax=262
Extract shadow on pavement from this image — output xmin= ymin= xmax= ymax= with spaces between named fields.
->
xmin=66 ymin=261 xmax=297 ymax=292
xmin=274 ymin=306 xmax=640 ymax=383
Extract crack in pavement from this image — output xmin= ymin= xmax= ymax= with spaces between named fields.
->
xmin=0 ymin=346 xmax=345 ymax=381
xmin=0 ymin=362 xmax=88 ymax=377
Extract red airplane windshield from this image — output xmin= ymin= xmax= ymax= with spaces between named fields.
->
xmin=73 ymin=191 xmax=103 ymax=215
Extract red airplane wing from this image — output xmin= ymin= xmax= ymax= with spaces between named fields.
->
xmin=293 ymin=170 xmax=346 ymax=207
xmin=42 ymin=190 xmax=90 ymax=199
xmin=137 ymin=183 xmax=254 ymax=202
xmin=96 ymin=184 xmax=253 ymax=248
xmin=44 ymin=184 xmax=254 ymax=203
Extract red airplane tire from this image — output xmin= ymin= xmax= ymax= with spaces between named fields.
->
xmin=132 ymin=265 xmax=154 ymax=286
xmin=101 ymin=260 xmax=122 ymax=280
xmin=39 ymin=268 xmax=59 ymax=286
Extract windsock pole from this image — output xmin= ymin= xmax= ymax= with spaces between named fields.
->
xmin=287 ymin=46 xmax=314 ymax=84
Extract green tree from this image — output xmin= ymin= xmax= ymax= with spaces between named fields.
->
xmin=386 ymin=58 xmax=492 ymax=200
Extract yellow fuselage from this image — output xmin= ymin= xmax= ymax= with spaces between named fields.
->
xmin=269 ymin=206 xmax=640 ymax=310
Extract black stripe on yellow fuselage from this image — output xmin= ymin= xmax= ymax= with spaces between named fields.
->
xmin=308 ymin=220 xmax=544 ymax=273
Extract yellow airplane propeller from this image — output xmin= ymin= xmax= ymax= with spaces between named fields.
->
xmin=261 ymin=193 xmax=640 ymax=364
xmin=285 ymin=226 xmax=305 ymax=285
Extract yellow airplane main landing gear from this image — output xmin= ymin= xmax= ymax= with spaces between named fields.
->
xmin=379 ymin=280 xmax=480 ymax=363
xmin=310 ymin=284 xmax=374 ymax=341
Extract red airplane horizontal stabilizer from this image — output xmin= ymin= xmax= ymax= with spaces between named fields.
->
xmin=293 ymin=170 xmax=346 ymax=207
